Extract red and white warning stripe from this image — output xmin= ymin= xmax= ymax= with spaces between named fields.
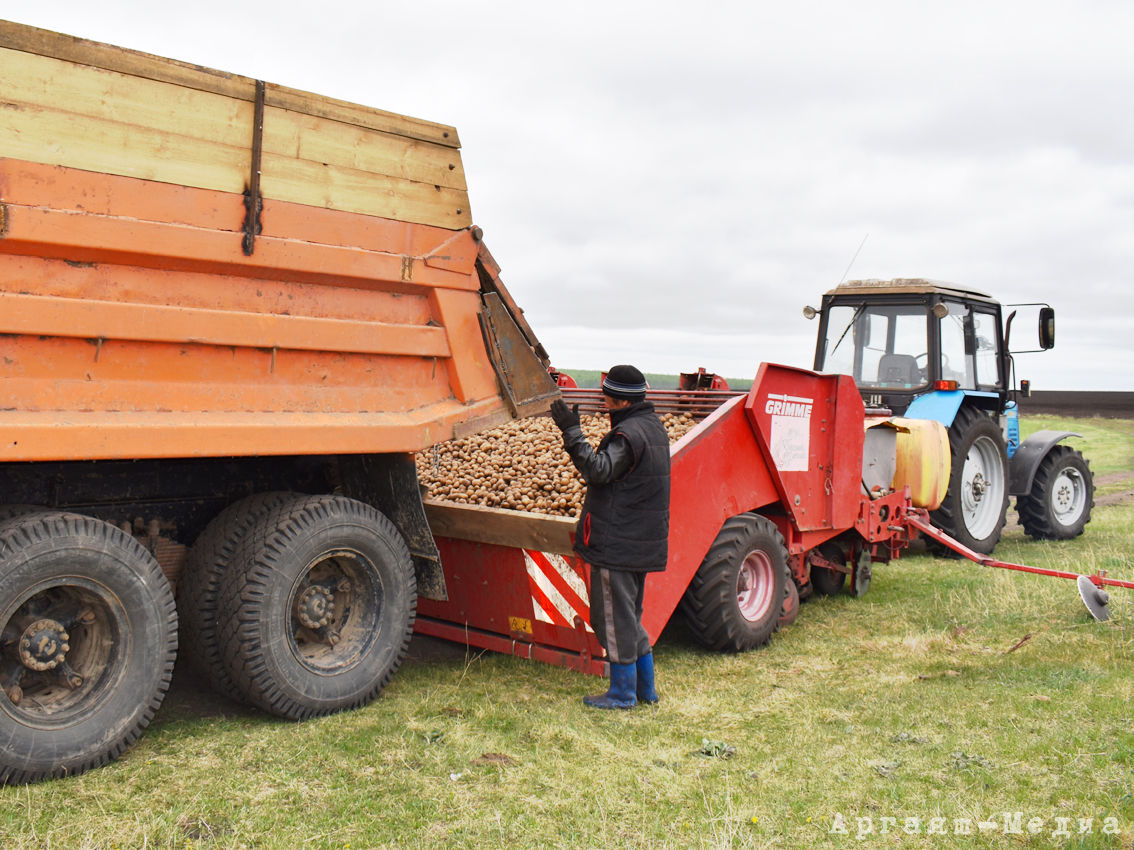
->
xmin=523 ymin=550 xmax=592 ymax=631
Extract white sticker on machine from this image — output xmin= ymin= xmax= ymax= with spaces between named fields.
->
xmin=765 ymin=393 xmax=814 ymax=472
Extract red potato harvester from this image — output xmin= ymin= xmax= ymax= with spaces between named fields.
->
xmin=421 ymin=362 xmax=1129 ymax=678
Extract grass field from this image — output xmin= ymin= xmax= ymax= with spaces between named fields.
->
xmin=0 ymin=418 xmax=1131 ymax=849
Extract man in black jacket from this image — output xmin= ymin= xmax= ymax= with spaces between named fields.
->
xmin=549 ymin=364 xmax=671 ymax=709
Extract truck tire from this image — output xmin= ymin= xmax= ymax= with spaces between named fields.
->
xmin=176 ymin=492 xmax=298 ymax=703
xmin=679 ymin=513 xmax=787 ymax=652
xmin=0 ymin=505 xmax=46 ymax=522
xmin=1017 ymin=445 xmax=1094 ymax=540
xmin=0 ymin=512 xmax=177 ymax=784
xmin=217 ymin=495 xmax=416 ymax=720
xmin=930 ymin=406 xmax=1008 ymax=555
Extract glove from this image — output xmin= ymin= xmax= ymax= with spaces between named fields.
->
xmin=549 ymin=399 xmax=580 ymax=431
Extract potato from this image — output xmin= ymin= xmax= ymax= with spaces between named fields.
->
xmin=416 ymin=410 xmax=697 ymax=517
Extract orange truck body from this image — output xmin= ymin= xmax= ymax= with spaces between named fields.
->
xmin=0 ymin=158 xmax=545 ymax=461
xmin=0 ymin=23 xmax=552 ymax=463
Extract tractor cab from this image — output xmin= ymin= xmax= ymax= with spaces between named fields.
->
xmin=809 ymin=279 xmax=1019 ymax=417
xmin=806 ymin=279 xmax=1080 ymax=556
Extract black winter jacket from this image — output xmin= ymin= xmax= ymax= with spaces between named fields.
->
xmin=562 ymin=401 xmax=670 ymax=572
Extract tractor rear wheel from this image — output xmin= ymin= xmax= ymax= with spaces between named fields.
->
xmin=0 ymin=512 xmax=176 ymax=783
xmin=216 ymin=495 xmax=416 ymax=720
xmin=930 ymin=406 xmax=1008 ymax=554
xmin=1017 ymin=446 xmax=1094 ymax=540
xmin=680 ymin=513 xmax=787 ymax=652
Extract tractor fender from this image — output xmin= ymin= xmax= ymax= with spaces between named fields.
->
xmin=904 ymin=390 xmax=965 ymax=427
xmin=1008 ymin=430 xmax=1081 ymax=496
xmin=905 ymin=389 xmax=1001 ymax=428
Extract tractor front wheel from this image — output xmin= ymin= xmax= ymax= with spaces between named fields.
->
xmin=680 ymin=514 xmax=787 ymax=652
xmin=1017 ymin=445 xmax=1094 ymax=540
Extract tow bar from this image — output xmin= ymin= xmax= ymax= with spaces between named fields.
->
xmin=907 ymin=511 xmax=1133 ymax=621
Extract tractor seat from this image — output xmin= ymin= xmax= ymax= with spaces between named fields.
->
xmin=877 ymin=353 xmax=920 ymax=386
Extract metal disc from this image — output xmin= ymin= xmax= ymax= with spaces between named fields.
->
xmin=1077 ymin=575 xmax=1110 ymax=622
xmin=851 ymin=551 xmax=872 ymax=598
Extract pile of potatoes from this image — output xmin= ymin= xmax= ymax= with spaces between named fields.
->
xmin=416 ymin=411 xmax=697 ymax=517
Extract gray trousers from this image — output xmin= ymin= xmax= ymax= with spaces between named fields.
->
xmin=589 ymin=567 xmax=652 ymax=665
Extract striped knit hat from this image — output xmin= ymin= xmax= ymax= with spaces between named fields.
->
xmin=602 ymin=364 xmax=648 ymax=401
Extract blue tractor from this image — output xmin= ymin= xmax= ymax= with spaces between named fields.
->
xmin=807 ymin=279 xmax=1094 ymax=554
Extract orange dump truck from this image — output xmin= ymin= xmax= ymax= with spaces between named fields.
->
xmin=0 ymin=21 xmax=555 ymax=782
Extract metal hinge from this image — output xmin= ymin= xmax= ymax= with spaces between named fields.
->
xmin=241 ymin=80 xmax=266 ymax=256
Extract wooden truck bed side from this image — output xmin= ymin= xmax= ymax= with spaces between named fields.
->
xmin=0 ymin=20 xmax=469 ymax=230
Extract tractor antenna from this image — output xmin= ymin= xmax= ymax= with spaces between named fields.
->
xmin=839 ymin=233 xmax=870 ymax=284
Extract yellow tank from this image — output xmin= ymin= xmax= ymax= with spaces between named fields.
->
xmin=890 ymin=417 xmax=950 ymax=510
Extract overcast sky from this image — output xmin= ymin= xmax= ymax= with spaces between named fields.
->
xmin=7 ymin=2 xmax=1133 ymax=389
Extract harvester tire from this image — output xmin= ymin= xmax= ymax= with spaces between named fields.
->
xmin=1017 ymin=445 xmax=1094 ymax=540
xmin=930 ymin=406 xmax=1008 ymax=555
xmin=177 ymin=492 xmax=299 ymax=704
xmin=0 ymin=512 xmax=177 ymax=784
xmin=679 ymin=513 xmax=787 ymax=652
xmin=810 ymin=543 xmax=847 ymax=596
xmin=216 ymin=495 xmax=416 ymax=720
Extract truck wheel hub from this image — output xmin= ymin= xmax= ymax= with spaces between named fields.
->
xmin=296 ymin=587 xmax=335 ymax=629
xmin=18 ymin=619 xmax=70 ymax=671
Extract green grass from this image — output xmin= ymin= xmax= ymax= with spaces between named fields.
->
xmin=0 ymin=419 xmax=1131 ymax=849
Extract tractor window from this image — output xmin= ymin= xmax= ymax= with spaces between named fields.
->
xmin=939 ymin=305 xmax=975 ymax=389
xmin=820 ymin=304 xmax=928 ymax=388
xmin=971 ymin=309 xmax=1002 ymax=389
xmin=819 ymin=305 xmax=863 ymax=378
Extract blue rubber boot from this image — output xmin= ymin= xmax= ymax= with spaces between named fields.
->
xmin=583 ymin=662 xmax=637 ymax=710
xmin=636 ymin=652 xmax=658 ymax=704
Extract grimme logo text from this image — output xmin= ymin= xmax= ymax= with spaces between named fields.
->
xmin=765 ymin=394 xmax=813 ymax=418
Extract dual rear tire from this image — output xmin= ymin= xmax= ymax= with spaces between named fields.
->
xmin=210 ymin=494 xmax=416 ymax=720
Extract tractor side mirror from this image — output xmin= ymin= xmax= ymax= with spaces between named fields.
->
xmin=1038 ymin=307 xmax=1055 ymax=349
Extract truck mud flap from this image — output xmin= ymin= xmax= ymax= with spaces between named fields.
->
xmin=336 ymin=453 xmax=448 ymax=601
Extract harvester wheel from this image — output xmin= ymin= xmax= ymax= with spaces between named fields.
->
xmin=930 ymin=406 xmax=1008 ymax=555
xmin=177 ymin=492 xmax=299 ymax=704
xmin=0 ymin=512 xmax=177 ymax=784
xmin=778 ymin=577 xmax=800 ymax=629
xmin=216 ymin=495 xmax=416 ymax=720
xmin=1017 ymin=445 xmax=1094 ymax=540
xmin=809 ymin=543 xmax=846 ymax=596
xmin=679 ymin=513 xmax=786 ymax=652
